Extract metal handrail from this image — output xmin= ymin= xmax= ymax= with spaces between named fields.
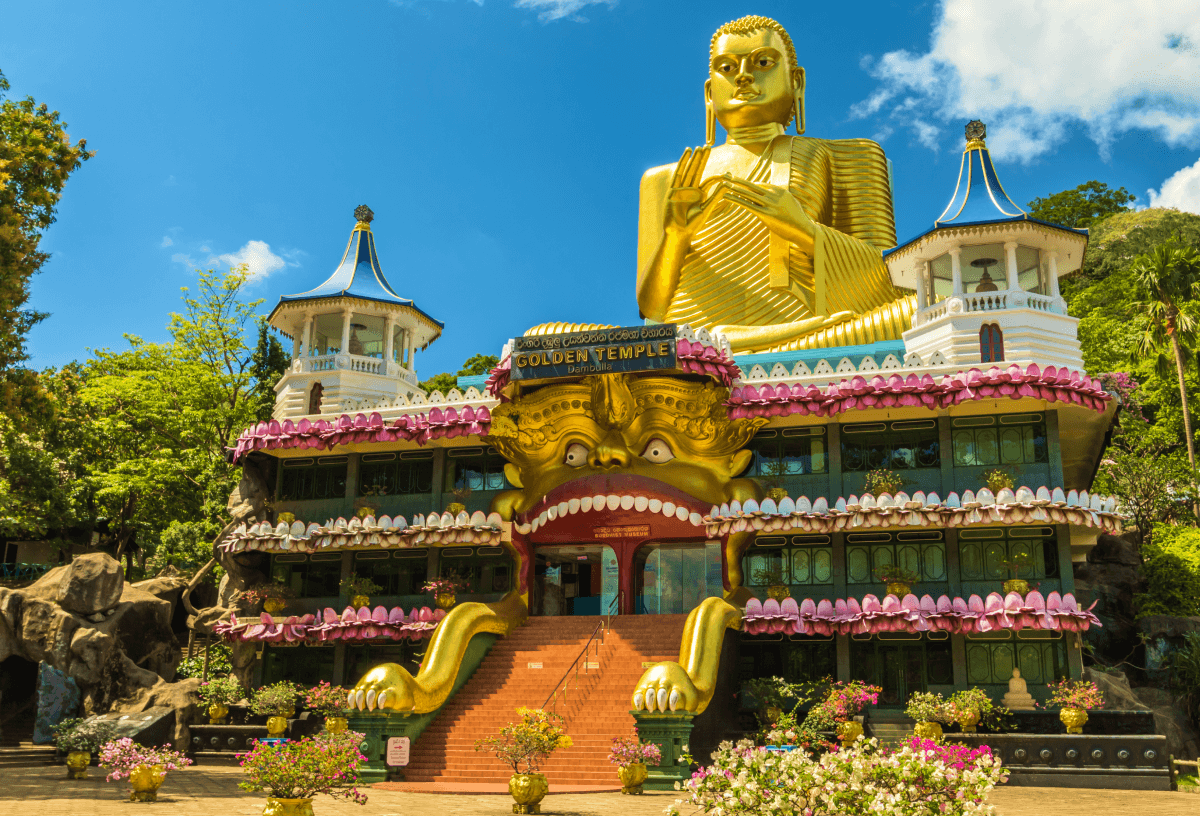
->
xmin=541 ymin=591 xmax=622 ymax=714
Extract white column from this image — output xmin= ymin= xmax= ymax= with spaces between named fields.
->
xmin=340 ymin=307 xmax=351 ymax=357
xmin=300 ymin=314 xmax=313 ymax=358
xmin=1004 ymin=242 xmax=1020 ymax=291
xmin=949 ymin=247 xmax=963 ymax=295
xmin=406 ymin=332 xmax=416 ymax=372
xmin=916 ymin=261 xmax=928 ymax=310
xmin=1047 ymin=252 xmax=1061 ymax=298
xmin=291 ymin=332 xmax=301 ymax=360
xmin=383 ymin=315 xmax=396 ymax=364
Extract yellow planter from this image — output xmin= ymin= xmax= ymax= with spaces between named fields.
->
xmin=263 ymin=798 xmax=315 ymax=816
xmin=263 ymin=597 xmax=287 ymax=614
xmin=208 ymin=703 xmax=229 ymax=724
xmin=767 ymin=584 xmax=790 ymax=601
xmin=350 ymin=595 xmax=370 ymax=610
xmin=128 ymin=764 xmax=167 ymax=802
xmin=508 ymin=773 xmax=548 ymax=814
xmin=445 ymin=502 xmax=466 ymax=516
xmin=886 ymin=582 xmax=912 ymax=598
xmin=767 ymin=487 xmax=788 ymax=502
xmin=435 ymin=593 xmax=456 ymax=610
xmin=65 ymin=750 xmax=90 ymax=779
xmin=836 ymin=720 xmax=863 ymax=746
xmin=1060 ymin=706 xmax=1088 ymax=734
xmin=266 ymin=716 xmax=289 ymax=738
xmin=617 ymin=762 xmax=647 ymax=794
xmin=1003 ymin=579 xmax=1030 ymax=595
xmin=324 ymin=716 xmax=348 ymax=734
xmin=956 ymin=711 xmax=980 ymax=733
xmin=912 ymin=721 xmax=943 ymax=741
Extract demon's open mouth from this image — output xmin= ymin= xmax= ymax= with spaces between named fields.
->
xmin=514 ymin=473 xmax=710 ymax=535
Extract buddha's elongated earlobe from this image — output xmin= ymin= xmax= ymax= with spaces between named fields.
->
xmin=794 ymin=67 xmax=806 ymax=136
xmin=705 ymin=79 xmax=716 ymax=147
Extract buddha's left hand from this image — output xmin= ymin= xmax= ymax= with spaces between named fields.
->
xmin=721 ymin=177 xmax=815 ymax=252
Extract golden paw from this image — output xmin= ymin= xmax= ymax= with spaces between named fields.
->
xmin=349 ymin=663 xmax=416 ymax=712
xmin=630 ymin=662 xmax=700 ymax=713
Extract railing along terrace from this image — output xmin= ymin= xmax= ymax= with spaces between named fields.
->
xmin=915 ymin=289 xmax=1064 ymax=327
xmin=301 ymin=353 xmax=409 ymax=378
xmin=542 ymin=592 xmax=622 ymax=717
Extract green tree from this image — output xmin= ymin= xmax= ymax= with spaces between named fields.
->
xmin=1027 ymin=180 xmax=1134 ymax=229
xmin=250 ymin=319 xmax=289 ymax=422
xmin=1129 ymin=239 xmax=1200 ymax=472
xmin=419 ymin=353 xmax=499 ymax=394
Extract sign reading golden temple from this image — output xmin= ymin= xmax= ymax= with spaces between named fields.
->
xmin=510 ymin=324 xmax=677 ymax=380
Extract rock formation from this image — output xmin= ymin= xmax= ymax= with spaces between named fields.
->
xmin=1085 ymin=667 xmax=1200 ymax=759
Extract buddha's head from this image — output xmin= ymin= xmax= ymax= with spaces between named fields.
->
xmin=708 ymin=15 xmax=804 ymax=133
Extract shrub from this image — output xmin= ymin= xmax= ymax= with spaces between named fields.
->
xmin=251 ymin=682 xmax=300 ymax=716
xmin=176 ymin=642 xmax=233 ymax=680
xmin=340 ymin=573 xmax=383 ymax=598
xmin=608 ymin=730 xmax=662 ymax=767
xmin=905 ymin=691 xmax=953 ymax=724
xmin=198 ymin=676 xmax=244 ymax=708
xmin=1046 ymin=679 xmax=1104 ymax=710
xmin=238 ymin=731 xmax=368 ymax=805
xmin=99 ymin=738 xmax=192 ymax=782
xmin=304 ymin=681 xmax=349 ymax=717
xmin=474 ymin=708 xmax=573 ymax=774
xmin=52 ymin=717 xmax=119 ymax=753
xmin=863 ymin=468 xmax=906 ymax=495
xmin=1135 ymin=524 xmax=1200 ymax=617
xmin=803 ymin=681 xmax=881 ymax=730
xmin=947 ymin=688 xmax=995 ymax=723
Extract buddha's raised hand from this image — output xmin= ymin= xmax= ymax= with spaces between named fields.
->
xmin=721 ymin=177 xmax=817 ymax=253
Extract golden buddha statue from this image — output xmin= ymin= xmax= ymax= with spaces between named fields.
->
xmin=637 ymin=15 xmax=915 ymax=354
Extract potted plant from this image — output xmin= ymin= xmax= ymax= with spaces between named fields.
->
xmin=947 ymin=688 xmax=995 ymax=733
xmin=981 ymin=466 xmax=1015 ymax=494
xmin=1046 ymin=678 xmax=1104 ymax=733
xmin=198 ymin=676 xmax=244 ymax=724
xmin=446 ymin=485 xmax=472 ymax=516
xmin=422 ymin=570 xmax=471 ymax=610
xmin=354 ymin=505 xmax=376 ymax=520
xmin=751 ymin=564 xmax=790 ymax=601
xmin=803 ymin=680 xmax=881 ymax=746
xmin=742 ymin=676 xmax=816 ymax=729
xmin=608 ymin=729 xmax=662 ymax=795
xmin=52 ymin=717 xmax=119 ymax=779
xmin=305 ymin=681 xmax=350 ymax=733
xmin=873 ymin=564 xmax=920 ymax=598
xmin=241 ymin=582 xmax=296 ymax=615
xmin=251 ymin=682 xmax=301 ymax=738
xmin=474 ymin=707 xmax=573 ymax=814
xmin=998 ymin=552 xmax=1035 ymax=596
xmin=904 ymin=691 xmax=953 ymax=740
xmin=276 ymin=512 xmax=296 ymax=524
xmin=99 ymin=738 xmax=192 ymax=802
xmin=340 ymin=573 xmax=382 ymax=610
xmin=863 ymin=467 xmax=906 ymax=496
xmin=760 ymin=458 xmax=790 ymax=502
xmin=238 ymin=730 xmax=369 ymax=815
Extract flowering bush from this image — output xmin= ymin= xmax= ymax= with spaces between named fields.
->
xmin=873 ymin=564 xmax=920 ymax=585
xmin=176 ymin=642 xmax=233 ymax=680
xmin=238 ymin=730 xmax=368 ymax=805
xmin=251 ymin=682 xmax=300 ymax=716
xmin=198 ymin=676 xmax=244 ymax=708
xmin=863 ymin=468 xmax=906 ymax=495
xmin=52 ymin=717 xmax=119 ymax=753
xmin=763 ymin=719 xmax=830 ymax=751
xmin=1046 ymin=678 xmax=1105 ymax=710
xmin=305 ymin=681 xmax=349 ymax=716
xmin=947 ymin=688 xmax=995 ymax=723
xmin=669 ymin=737 xmax=1006 ymax=816
xmin=981 ymin=467 xmax=1015 ymax=493
xmin=340 ymin=573 xmax=383 ymax=598
xmin=240 ymin=582 xmax=295 ymax=608
xmin=804 ymin=681 xmax=881 ymax=730
xmin=474 ymin=707 xmax=573 ymax=774
xmin=422 ymin=569 xmax=470 ymax=595
xmin=99 ymin=738 xmax=192 ymax=782
xmin=608 ymin=730 xmax=662 ymax=767
xmin=905 ymin=691 xmax=953 ymax=724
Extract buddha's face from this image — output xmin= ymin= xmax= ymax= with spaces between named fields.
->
xmin=709 ymin=29 xmax=798 ymax=130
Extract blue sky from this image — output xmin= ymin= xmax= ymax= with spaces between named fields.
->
xmin=6 ymin=0 xmax=1200 ymax=379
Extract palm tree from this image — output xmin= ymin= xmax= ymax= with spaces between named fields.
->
xmin=1130 ymin=239 xmax=1200 ymax=471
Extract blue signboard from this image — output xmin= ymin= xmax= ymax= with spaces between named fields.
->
xmin=510 ymin=324 xmax=677 ymax=381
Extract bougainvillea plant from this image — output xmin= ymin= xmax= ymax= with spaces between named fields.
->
xmin=422 ymin=569 xmax=471 ymax=596
xmin=340 ymin=573 xmax=383 ymax=598
xmin=473 ymin=707 xmax=573 ymax=774
xmin=250 ymin=682 xmax=300 ymax=716
xmin=99 ymin=738 xmax=193 ymax=782
xmin=947 ymin=687 xmax=996 ymax=722
xmin=239 ymin=582 xmax=295 ymax=608
xmin=863 ymin=468 xmax=906 ymax=496
xmin=238 ymin=731 xmax=368 ymax=805
xmin=1046 ymin=678 xmax=1105 ymax=710
xmin=608 ymin=730 xmax=662 ymax=768
xmin=304 ymin=681 xmax=349 ymax=716
xmin=803 ymin=681 xmax=882 ymax=730
xmin=198 ymin=676 xmax=244 ymax=707
xmin=904 ymin=691 xmax=954 ymax=724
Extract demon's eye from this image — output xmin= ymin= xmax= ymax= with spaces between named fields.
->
xmin=641 ymin=438 xmax=675 ymax=464
xmin=564 ymin=443 xmax=589 ymax=467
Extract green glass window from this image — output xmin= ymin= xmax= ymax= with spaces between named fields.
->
xmin=351 ymin=550 xmax=429 ymax=596
xmin=965 ymin=633 xmax=1066 ymax=685
xmin=844 ymin=531 xmax=946 ymax=585
xmin=744 ymin=536 xmax=834 ymax=589
xmin=951 ymin=413 xmax=1047 ymax=467
xmin=358 ymin=451 xmax=434 ymax=497
xmin=450 ymin=447 xmax=511 ymax=492
xmin=841 ymin=420 xmax=940 ymax=472
xmin=958 ymin=526 xmax=1059 ymax=581
xmin=440 ymin=546 xmax=513 ymax=594
xmin=279 ymin=457 xmax=347 ymax=501
xmin=739 ymin=639 xmax=837 ymax=685
xmin=271 ymin=552 xmax=343 ymax=598
xmin=746 ymin=428 xmax=829 ymax=477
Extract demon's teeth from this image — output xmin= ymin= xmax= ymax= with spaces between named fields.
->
xmin=567 ymin=498 xmax=580 ymax=515
xmin=634 ymin=495 xmax=649 ymax=512
xmin=606 ymin=494 xmax=621 ymax=511
xmin=547 ymin=505 xmax=558 ymax=521
xmin=516 ymin=522 xmax=531 ymax=534
xmin=675 ymin=505 xmax=689 ymax=521
xmin=662 ymin=501 xmax=677 ymax=517
xmin=620 ymin=495 xmax=635 ymax=511
xmin=648 ymin=498 xmax=663 ymax=513
xmin=557 ymin=501 xmax=568 ymax=517
xmin=689 ymin=512 xmax=702 ymax=526
xmin=593 ymin=494 xmax=606 ymax=511
xmin=581 ymin=495 xmax=593 ymax=513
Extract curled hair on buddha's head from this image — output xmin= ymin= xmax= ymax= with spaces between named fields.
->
xmin=709 ymin=15 xmax=799 ymax=71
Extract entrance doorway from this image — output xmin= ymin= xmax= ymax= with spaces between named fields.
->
xmin=850 ymin=636 xmax=953 ymax=706
xmin=633 ymin=541 xmax=723 ymax=615
xmin=532 ymin=545 xmax=618 ymax=616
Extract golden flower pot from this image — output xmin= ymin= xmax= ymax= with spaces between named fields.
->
xmin=767 ymin=487 xmax=788 ymax=502
xmin=435 ymin=593 xmax=456 ymax=610
xmin=886 ymin=582 xmax=912 ymax=598
xmin=208 ymin=703 xmax=229 ymax=724
xmin=263 ymin=798 xmax=315 ymax=816
xmin=617 ymin=762 xmax=648 ymax=795
xmin=836 ymin=720 xmax=863 ymax=747
xmin=508 ymin=772 xmax=548 ymax=814
xmin=445 ymin=502 xmax=466 ymax=516
xmin=350 ymin=595 xmax=370 ymax=610
xmin=263 ymin=597 xmax=287 ymax=614
xmin=956 ymin=711 xmax=980 ymax=733
xmin=912 ymin=722 xmax=943 ymax=741
xmin=1060 ymin=706 xmax=1088 ymax=734
xmin=767 ymin=584 xmax=790 ymax=601
xmin=324 ymin=716 xmax=348 ymax=734
xmin=65 ymin=750 xmax=90 ymax=779
xmin=128 ymin=764 xmax=167 ymax=802
xmin=266 ymin=716 xmax=289 ymax=738
xmin=1003 ymin=579 xmax=1030 ymax=595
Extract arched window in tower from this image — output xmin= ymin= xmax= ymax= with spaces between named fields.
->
xmin=980 ymin=324 xmax=1004 ymax=363
xmin=308 ymin=382 xmax=324 ymax=415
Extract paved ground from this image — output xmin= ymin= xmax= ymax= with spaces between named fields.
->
xmin=2 ymin=765 xmax=1197 ymax=815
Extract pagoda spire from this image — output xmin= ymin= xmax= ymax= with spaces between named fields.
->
xmin=935 ymin=120 xmax=1026 ymax=227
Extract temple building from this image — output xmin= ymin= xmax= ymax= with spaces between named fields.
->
xmin=218 ymin=44 xmax=1119 ymax=784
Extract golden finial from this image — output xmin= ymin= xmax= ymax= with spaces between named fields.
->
xmin=965 ymin=120 xmax=987 ymax=151
xmin=354 ymin=204 xmax=374 ymax=231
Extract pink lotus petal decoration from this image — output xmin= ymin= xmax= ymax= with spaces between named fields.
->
xmin=215 ymin=605 xmax=445 ymax=644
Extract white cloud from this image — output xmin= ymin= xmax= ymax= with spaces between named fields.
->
xmin=513 ymin=0 xmax=615 ymax=22
xmin=1148 ymin=156 xmax=1200 ymax=214
xmin=215 ymin=240 xmax=288 ymax=281
xmin=160 ymin=236 xmax=174 ymax=248
xmin=855 ymin=0 xmax=1200 ymax=162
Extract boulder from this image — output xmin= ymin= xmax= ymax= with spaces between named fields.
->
xmin=1085 ymin=667 xmax=1200 ymax=759
xmin=1075 ymin=537 xmax=1147 ymax=673
xmin=1084 ymin=668 xmax=1148 ymax=710
xmin=52 ymin=553 xmax=124 ymax=615
xmin=109 ymin=661 xmax=203 ymax=752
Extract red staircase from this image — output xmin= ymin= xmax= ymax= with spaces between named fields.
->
xmin=403 ymin=614 xmax=687 ymax=785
